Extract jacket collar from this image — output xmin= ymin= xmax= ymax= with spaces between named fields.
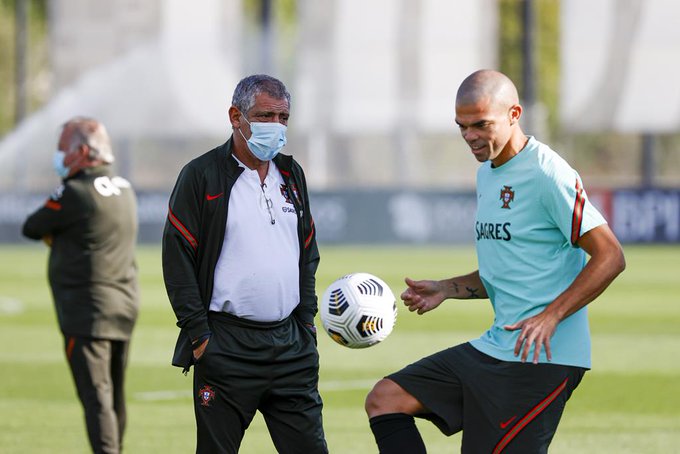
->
xmin=64 ymin=165 xmax=110 ymax=181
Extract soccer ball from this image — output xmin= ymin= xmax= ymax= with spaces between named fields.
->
xmin=320 ymin=272 xmax=397 ymax=348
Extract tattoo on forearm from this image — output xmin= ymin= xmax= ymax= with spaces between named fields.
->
xmin=450 ymin=281 xmax=460 ymax=295
xmin=466 ymin=287 xmax=480 ymax=298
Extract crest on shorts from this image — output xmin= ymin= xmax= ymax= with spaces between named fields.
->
xmin=500 ymin=185 xmax=515 ymax=209
xmin=199 ymin=385 xmax=215 ymax=407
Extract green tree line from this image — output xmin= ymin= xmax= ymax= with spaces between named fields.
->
xmin=0 ymin=0 xmax=562 ymax=139
xmin=0 ymin=0 xmax=47 ymax=136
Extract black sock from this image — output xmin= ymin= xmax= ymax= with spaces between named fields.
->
xmin=369 ymin=413 xmax=426 ymax=454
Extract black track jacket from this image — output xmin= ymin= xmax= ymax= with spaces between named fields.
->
xmin=162 ymin=137 xmax=320 ymax=370
xmin=22 ymin=166 xmax=139 ymax=340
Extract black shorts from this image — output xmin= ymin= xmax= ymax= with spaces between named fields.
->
xmin=387 ymin=342 xmax=586 ymax=454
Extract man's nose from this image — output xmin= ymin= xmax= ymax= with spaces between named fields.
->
xmin=462 ymin=129 xmax=477 ymax=141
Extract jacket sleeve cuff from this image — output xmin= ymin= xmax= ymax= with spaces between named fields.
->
xmin=186 ymin=320 xmax=211 ymax=342
xmin=293 ymin=305 xmax=316 ymax=326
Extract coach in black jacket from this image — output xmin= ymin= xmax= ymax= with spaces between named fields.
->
xmin=22 ymin=117 xmax=138 ymax=454
xmin=162 ymin=75 xmax=326 ymax=453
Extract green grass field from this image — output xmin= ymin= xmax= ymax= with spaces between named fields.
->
xmin=0 ymin=244 xmax=679 ymax=453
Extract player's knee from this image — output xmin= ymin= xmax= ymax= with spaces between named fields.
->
xmin=365 ymin=380 xmax=385 ymax=416
xmin=365 ymin=379 xmax=399 ymax=417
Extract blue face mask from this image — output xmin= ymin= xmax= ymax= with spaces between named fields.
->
xmin=53 ymin=150 xmax=70 ymax=178
xmin=238 ymin=114 xmax=287 ymax=161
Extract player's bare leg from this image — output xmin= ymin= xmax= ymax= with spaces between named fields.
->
xmin=366 ymin=379 xmax=427 ymax=453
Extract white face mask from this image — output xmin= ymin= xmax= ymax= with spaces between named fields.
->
xmin=52 ymin=150 xmax=70 ymax=178
xmin=238 ymin=113 xmax=287 ymax=161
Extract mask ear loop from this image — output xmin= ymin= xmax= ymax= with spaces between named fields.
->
xmin=237 ymin=127 xmax=248 ymax=143
xmin=237 ymin=111 xmax=251 ymax=142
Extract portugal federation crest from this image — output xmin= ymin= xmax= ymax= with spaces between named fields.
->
xmin=280 ymin=183 xmax=301 ymax=205
xmin=500 ymin=185 xmax=515 ymax=209
xmin=199 ymin=385 xmax=215 ymax=407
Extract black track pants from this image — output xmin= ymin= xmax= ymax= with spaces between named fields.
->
xmin=65 ymin=336 xmax=130 ymax=454
xmin=193 ymin=312 xmax=327 ymax=454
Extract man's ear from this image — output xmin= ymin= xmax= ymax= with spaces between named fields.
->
xmin=74 ymin=144 xmax=93 ymax=166
xmin=509 ymin=104 xmax=522 ymax=125
xmin=228 ymin=106 xmax=242 ymax=129
xmin=86 ymin=145 xmax=97 ymax=160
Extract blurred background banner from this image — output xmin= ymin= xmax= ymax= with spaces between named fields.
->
xmin=1 ymin=188 xmax=678 ymax=244
xmin=0 ymin=0 xmax=679 ymax=243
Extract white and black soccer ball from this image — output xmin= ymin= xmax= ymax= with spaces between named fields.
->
xmin=320 ymin=273 xmax=397 ymax=348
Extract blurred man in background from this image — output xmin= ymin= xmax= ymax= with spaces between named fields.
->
xmin=365 ymin=70 xmax=626 ymax=453
xmin=22 ymin=117 xmax=139 ymax=454
xmin=162 ymin=74 xmax=326 ymax=453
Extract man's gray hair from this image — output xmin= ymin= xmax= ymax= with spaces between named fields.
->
xmin=66 ymin=117 xmax=115 ymax=164
xmin=231 ymin=74 xmax=291 ymax=114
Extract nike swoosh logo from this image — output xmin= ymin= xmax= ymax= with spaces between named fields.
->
xmin=500 ymin=416 xmax=517 ymax=429
xmin=206 ymin=192 xmax=224 ymax=201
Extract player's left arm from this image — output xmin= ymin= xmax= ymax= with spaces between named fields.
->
xmin=505 ymin=224 xmax=626 ymax=363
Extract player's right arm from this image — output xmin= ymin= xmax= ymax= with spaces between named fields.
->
xmin=162 ymin=164 xmax=210 ymax=360
xmin=22 ymin=184 xmax=88 ymax=242
xmin=401 ymin=271 xmax=488 ymax=315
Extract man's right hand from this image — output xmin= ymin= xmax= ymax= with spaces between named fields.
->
xmin=401 ymin=277 xmax=446 ymax=315
xmin=192 ymin=336 xmax=210 ymax=360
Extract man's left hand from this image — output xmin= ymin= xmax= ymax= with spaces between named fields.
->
xmin=504 ymin=310 xmax=560 ymax=364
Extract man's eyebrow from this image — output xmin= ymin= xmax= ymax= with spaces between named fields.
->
xmin=455 ymin=119 xmax=490 ymax=128
xmin=253 ymin=109 xmax=289 ymax=116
